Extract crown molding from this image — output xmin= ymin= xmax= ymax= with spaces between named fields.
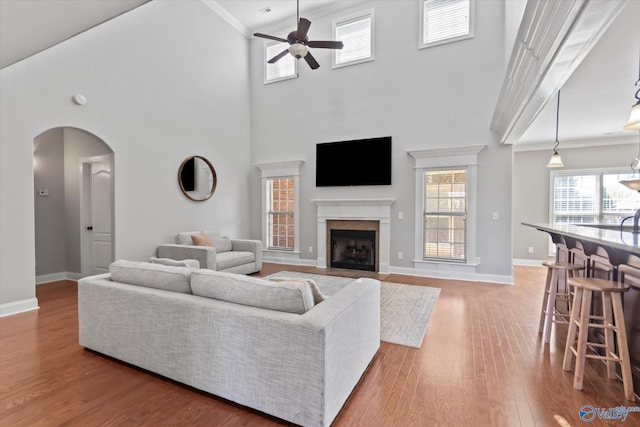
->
xmin=253 ymin=0 xmax=373 ymax=36
xmin=513 ymin=134 xmax=638 ymax=152
xmin=491 ymin=0 xmax=628 ymax=145
xmin=201 ymin=0 xmax=251 ymax=39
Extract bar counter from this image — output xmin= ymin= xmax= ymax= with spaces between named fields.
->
xmin=522 ymin=222 xmax=640 ymax=264
xmin=522 ymin=221 xmax=640 ymax=398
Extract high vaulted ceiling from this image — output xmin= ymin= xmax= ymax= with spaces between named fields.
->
xmin=0 ymin=0 xmax=637 ymax=148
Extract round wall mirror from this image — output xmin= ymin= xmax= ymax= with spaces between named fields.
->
xmin=178 ymin=155 xmax=217 ymax=202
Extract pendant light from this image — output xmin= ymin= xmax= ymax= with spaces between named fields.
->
xmin=624 ymin=48 xmax=640 ymax=130
xmin=547 ymin=90 xmax=565 ymax=168
xmin=620 ymin=47 xmax=640 ymax=191
xmin=619 ymin=131 xmax=640 ymax=191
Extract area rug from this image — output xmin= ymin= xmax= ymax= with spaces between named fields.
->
xmin=266 ymin=271 xmax=441 ymax=349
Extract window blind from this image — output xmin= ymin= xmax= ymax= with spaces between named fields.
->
xmin=265 ymin=42 xmax=295 ymax=82
xmin=551 ymin=172 xmax=638 ymax=225
xmin=423 ymin=169 xmax=467 ymax=261
xmin=335 ymin=15 xmax=372 ymax=65
xmin=423 ymin=0 xmax=470 ymax=45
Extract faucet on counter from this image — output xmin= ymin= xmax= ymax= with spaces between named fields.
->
xmin=622 ymin=209 xmax=640 ymax=233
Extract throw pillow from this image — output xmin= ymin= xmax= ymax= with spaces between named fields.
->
xmin=269 ymin=277 xmax=324 ymax=304
xmin=150 ymin=257 xmax=200 ymax=269
xmin=191 ymin=231 xmax=215 ymax=247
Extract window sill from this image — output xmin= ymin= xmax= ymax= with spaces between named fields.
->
xmin=414 ymin=258 xmax=479 ymax=267
xmin=264 ymin=249 xmax=300 ymax=254
xmin=332 ymin=56 xmax=375 ymax=70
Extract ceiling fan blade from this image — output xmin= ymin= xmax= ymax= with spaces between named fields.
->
xmin=304 ymin=51 xmax=320 ymax=70
xmin=254 ymin=33 xmax=288 ymax=43
xmin=297 ymin=18 xmax=311 ymax=41
xmin=268 ymin=49 xmax=290 ymax=64
xmin=308 ymin=40 xmax=344 ymax=49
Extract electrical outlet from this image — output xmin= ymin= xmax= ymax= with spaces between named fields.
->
xmin=308 ymin=246 xmax=313 ymax=253
xmin=528 ymin=247 xmax=534 ymax=254
xmin=398 ymin=251 xmax=403 ymax=260
xmin=398 ymin=211 xmax=404 ymax=220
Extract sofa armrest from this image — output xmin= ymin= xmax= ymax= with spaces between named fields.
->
xmin=157 ymin=244 xmax=217 ymax=270
xmin=300 ymin=278 xmax=381 ymax=424
xmin=231 ymin=239 xmax=263 ymax=271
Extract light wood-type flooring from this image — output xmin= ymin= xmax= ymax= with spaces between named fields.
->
xmin=1 ymin=264 xmax=638 ymax=426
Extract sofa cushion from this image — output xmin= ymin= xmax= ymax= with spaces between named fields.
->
xmin=215 ymin=251 xmax=255 ymax=271
xmin=109 ymin=260 xmax=193 ymax=294
xmin=150 ymin=257 xmax=200 ymax=269
xmin=176 ymin=231 xmax=232 ymax=253
xmin=191 ymin=231 xmax=214 ymax=247
xmin=269 ymin=277 xmax=324 ymax=304
xmin=191 ymin=269 xmax=315 ymax=314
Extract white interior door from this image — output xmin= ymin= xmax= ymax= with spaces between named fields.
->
xmin=86 ymin=160 xmax=113 ymax=275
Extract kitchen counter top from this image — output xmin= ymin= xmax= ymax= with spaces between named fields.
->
xmin=522 ymin=222 xmax=640 ymax=256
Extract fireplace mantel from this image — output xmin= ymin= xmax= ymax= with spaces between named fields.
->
xmin=312 ymin=198 xmax=394 ymax=273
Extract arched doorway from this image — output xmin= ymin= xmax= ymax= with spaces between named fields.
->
xmin=33 ymin=127 xmax=114 ymax=282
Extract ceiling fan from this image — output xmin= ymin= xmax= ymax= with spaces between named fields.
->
xmin=253 ymin=0 xmax=344 ymax=70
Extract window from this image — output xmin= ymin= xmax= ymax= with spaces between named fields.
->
xmin=419 ymin=0 xmax=474 ymax=49
xmin=333 ymin=9 xmax=374 ymax=68
xmin=408 ymin=145 xmax=485 ymax=272
xmin=267 ymin=178 xmax=295 ymax=250
xmin=264 ymin=41 xmax=296 ymax=84
xmin=550 ymin=169 xmax=639 ymax=225
xmin=423 ymin=169 xmax=467 ymax=261
xmin=256 ymin=161 xmax=303 ymax=255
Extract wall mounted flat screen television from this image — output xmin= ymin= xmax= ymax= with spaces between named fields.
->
xmin=316 ymin=137 xmax=392 ymax=187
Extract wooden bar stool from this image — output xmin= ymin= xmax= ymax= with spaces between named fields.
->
xmin=539 ymin=261 xmax=585 ymax=344
xmin=562 ymin=277 xmax=635 ymax=401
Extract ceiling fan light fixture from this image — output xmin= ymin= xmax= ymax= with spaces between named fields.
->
xmin=289 ymin=43 xmax=308 ymax=59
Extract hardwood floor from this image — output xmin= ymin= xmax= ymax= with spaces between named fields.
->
xmin=1 ymin=264 xmax=638 ymax=426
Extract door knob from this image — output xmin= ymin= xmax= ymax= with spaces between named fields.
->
xmin=87 ymin=226 xmax=93 ymax=231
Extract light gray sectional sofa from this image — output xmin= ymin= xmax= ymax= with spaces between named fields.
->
xmin=78 ymin=260 xmax=380 ymax=427
xmin=156 ymin=231 xmax=262 ymax=274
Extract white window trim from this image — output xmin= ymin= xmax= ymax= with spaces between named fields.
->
xmin=408 ymin=144 xmax=486 ymax=270
xmin=263 ymin=41 xmax=298 ymax=85
xmin=418 ymin=0 xmax=475 ymax=50
xmin=255 ymin=161 xmax=304 ymax=253
xmin=332 ymin=9 xmax=375 ymax=69
xmin=547 ymin=166 xmax=634 ymax=256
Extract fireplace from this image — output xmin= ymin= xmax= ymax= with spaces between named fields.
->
xmin=326 ymin=220 xmax=379 ymax=272
xmin=313 ymin=199 xmax=394 ymax=273
xmin=331 ymin=229 xmax=376 ymax=271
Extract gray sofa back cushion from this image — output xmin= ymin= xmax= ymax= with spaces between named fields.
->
xmin=191 ymin=270 xmax=315 ymax=314
xmin=175 ymin=231 xmax=232 ymax=252
xmin=150 ymin=257 xmax=200 ymax=269
xmin=109 ymin=260 xmax=193 ymax=294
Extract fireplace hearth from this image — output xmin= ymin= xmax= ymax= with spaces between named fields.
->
xmin=330 ymin=229 xmax=376 ymax=271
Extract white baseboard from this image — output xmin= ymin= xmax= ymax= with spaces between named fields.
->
xmin=389 ymin=266 xmax=514 ymax=285
xmin=0 ymin=298 xmax=39 ymax=317
xmin=263 ymin=253 xmax=514 ymax=284
xmin=513 ymin=258 xmax=547 ymax=267
xmin=262 ymin=251 xmax=317 ymax=267
xmin=36 ymin=271 xmax=81 ymax=285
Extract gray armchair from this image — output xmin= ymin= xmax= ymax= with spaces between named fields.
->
xmin=157 ymin=231 xmax=262 ymax=274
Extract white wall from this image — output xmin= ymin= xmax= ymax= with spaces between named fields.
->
xmin=0 ymin=1 xmax=251 ymax=313
xmin=249 ymin=0 xmax=512 ymax=281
